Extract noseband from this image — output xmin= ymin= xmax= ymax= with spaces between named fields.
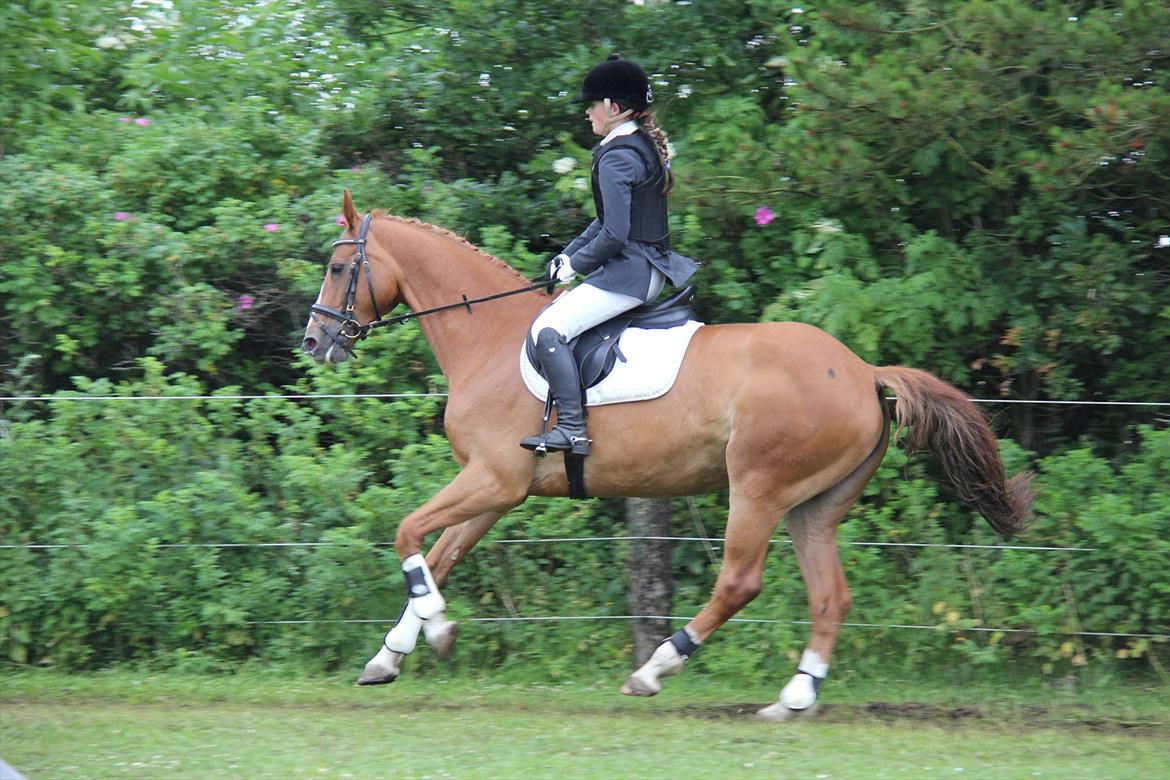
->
xmin=310 ymin=214 xmax=383 ymax=341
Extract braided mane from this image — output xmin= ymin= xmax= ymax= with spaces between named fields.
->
xmin=371 ymin=211 xmax=533 ymax=286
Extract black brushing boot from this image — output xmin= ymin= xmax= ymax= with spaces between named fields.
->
xmin=520 ymin=328 xmax=591 ymax=456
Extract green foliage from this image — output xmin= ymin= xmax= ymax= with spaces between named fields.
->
xmin=3 ymin=368 xmax=1167 ymax=676
xmin=1 ymin=0 xmax=1167 ymax=681
xmin=739 ymin=0 xmax=1170 ymax=448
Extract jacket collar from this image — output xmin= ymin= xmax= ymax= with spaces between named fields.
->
xmin=599 ymin=120 xmax=639 ymax=146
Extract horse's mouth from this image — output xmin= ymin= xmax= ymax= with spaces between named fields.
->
xmin=301 ymin=336 xmax=351 ymax=364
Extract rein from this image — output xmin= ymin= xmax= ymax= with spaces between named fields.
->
xmin=311 ymin=214 xmax=552 ymax=342
xmin=355 ymin=279 xmax=552 ymax=337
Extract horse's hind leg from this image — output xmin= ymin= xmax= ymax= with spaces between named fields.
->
xmin=621 ymin=491 xmax=787 ymax=696
xmin=753 ymin=506 xmax=849 ymax=721
xmin=358 ymin=507 xmax=507 ymax=685
xmin=757 ymin=425 xmax=889 ymax=721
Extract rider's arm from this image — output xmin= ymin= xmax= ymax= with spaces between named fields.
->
xmin=563 ymin=148 xmax=643 ymax=276
xmin=561 ymin=219 xmax=601 ymax=257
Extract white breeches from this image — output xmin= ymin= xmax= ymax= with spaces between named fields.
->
xmin=530 ymin=271 xmax=665 ymax=342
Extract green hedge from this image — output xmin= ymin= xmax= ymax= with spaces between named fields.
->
xmin=2 ymin=363 xmax=1166 ymax=678
xmin=2 ymin=0 xmax=1168 ymax=682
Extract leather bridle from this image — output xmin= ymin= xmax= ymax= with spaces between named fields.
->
xmin=307 ymin=213 xmax=554 ymax=354
xmin=309 ymin=214 xmax=382 ymax=342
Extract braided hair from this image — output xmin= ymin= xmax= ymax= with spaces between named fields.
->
xmin=637 ymin=111 xmax=675 ymax=194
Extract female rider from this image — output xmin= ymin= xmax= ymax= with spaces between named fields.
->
xmin=520 ymin=55 xmax=698 ymax=456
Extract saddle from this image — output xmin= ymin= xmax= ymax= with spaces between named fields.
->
xmin=524 ymin=285 xmax=696 ymax=502
xmin=525 ymin=285 xmax=697 ymax=390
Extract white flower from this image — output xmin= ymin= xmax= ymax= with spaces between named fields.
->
xmin=95 ymin=34 xmax=126 ymax=50
xmin=552 ymin=156 xmax=576 ymax=175
xmin=572 ymin=177 xmax=587 ymax=191
xmin=813 ymin=218 xmax=842 ymax=234
xmin=1157 ymin=235 xmax=1169 ymax=248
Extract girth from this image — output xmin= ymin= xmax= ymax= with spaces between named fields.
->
xmin=525 ymin=285 xmax=696 ymax=391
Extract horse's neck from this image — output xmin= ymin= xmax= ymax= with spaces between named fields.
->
xmin=376 ymin=219 xmax=545 ymax=387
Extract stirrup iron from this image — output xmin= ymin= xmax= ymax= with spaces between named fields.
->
xmin=521 ymin=427 xmax=591 ymax=457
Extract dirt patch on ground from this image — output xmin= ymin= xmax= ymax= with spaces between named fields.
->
xmin=685 ymin=700 xmax=1165 ymax=736
xmin=860 ymin=701 xmax=985 ymax=720
xmin=688 ymin=701 xmax=982 ymax=723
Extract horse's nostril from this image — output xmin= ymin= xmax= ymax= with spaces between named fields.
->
xmin=302 ymin=337 xmax=317 ymax=353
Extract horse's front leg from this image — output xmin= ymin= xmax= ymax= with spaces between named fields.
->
xmin=398 ymin=510 xmax=504 ymax=658
xmin=359 ymin=509 xmax=504 ymax=685
xmin=358 ymin=467 xmax=524 ymax=685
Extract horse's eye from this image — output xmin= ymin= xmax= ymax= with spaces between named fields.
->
xmin=330 ymin=263 xmax=345 ymax=275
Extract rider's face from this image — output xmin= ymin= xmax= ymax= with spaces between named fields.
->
xmin=586 ymin=100 xmax=620 ymax=136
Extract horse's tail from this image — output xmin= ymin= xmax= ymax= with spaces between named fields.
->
xmin=873 ymin=366 xmax=1034 ymax=538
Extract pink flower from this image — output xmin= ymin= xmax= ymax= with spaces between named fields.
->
xmin=118 ymin=117 xmax=132 ymax=123
xmin=135 ymin=117 xmax=151 ymax=126
xmin=754 ymin=206 xmax=775 ymax=226
xmin=113 ymin=211 xmax=130 ymax=221
xmin=237 ymin=295 xmax=255 ymax=311
xmin=350 ymin=165 xmax=362 ymax=172
xmin=263 ymin=223 xmax=279 ymax=233
xmin=335 ymin=214 xmax=346 ymax=226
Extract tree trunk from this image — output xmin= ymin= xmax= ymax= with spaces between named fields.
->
xmin=625 ymin=497 xmax=674 ymax=667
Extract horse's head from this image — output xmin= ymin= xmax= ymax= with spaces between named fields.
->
xmin=301 ymin=190 xmax=400 ymax=363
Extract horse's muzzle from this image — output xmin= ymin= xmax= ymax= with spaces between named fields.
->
xmin=301 ymin=336 xmax=350 ymax=364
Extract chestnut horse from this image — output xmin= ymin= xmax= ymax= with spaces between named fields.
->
xmin=301 ymin=191 xmax=1033 ymax=721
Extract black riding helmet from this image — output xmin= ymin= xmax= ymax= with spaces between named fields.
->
xmin=571 ymin=54 xmax=653 ymax=111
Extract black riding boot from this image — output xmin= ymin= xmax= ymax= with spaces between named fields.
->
xmin=520 ymin=328 xmax=590 ymax=456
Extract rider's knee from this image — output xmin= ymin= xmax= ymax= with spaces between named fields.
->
xmin=532 ymin=326 xmax=568 ymax=351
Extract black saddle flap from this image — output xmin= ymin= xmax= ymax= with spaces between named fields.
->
xmin=526 ymin=285 xmax=697 ymax=390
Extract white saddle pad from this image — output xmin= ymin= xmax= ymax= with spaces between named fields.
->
xmin=520 ymin=320 xmax=704 ymax=407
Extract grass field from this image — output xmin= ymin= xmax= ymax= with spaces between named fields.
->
xmin=2 ymin=667 xmax=1167 ymax=780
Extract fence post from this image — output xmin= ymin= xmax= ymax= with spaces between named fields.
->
xmin=625 ymin=497 xmax=675 ymax=667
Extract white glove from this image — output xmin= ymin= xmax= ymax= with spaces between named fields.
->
xmin=548 ymin=253 xmax=577 ymax=285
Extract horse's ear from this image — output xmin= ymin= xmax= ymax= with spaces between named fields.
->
xmin=341 ymin=189 xmax=360 ymax=231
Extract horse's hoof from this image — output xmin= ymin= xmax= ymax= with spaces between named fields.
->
xmin=620 ymin=673 xmax=661 ymax=697
xmin=357 ymin=650 xmax=403 ymax=686
xmin=356 ymin=668 xmax=398 ymax=686
xmin=755 ymin=701 xmax=818 ymax=722
xmin=423 ymin=617 xmax=458 ymax=661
